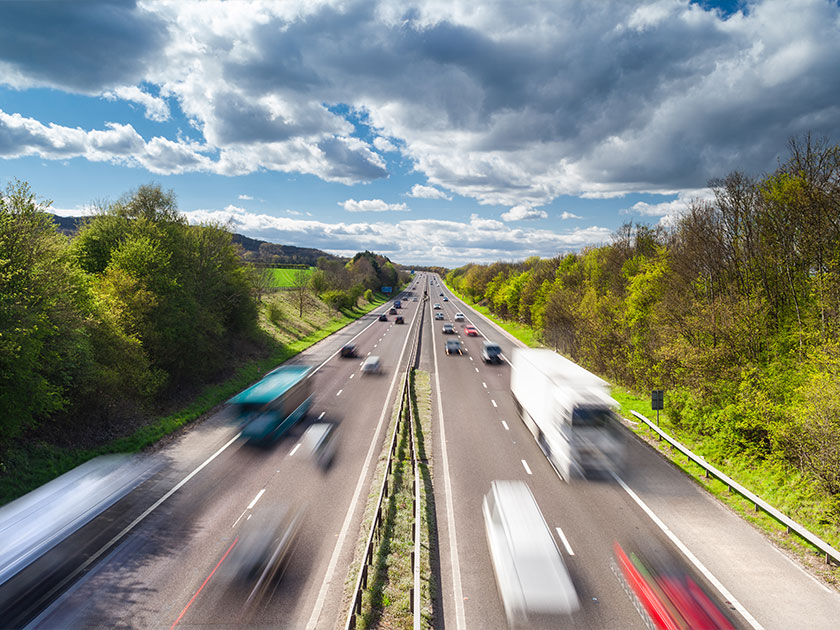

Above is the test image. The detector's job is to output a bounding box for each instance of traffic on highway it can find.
[0,273,837,629]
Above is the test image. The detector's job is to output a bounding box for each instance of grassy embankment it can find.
[0,288,389,505]
[446,283,840,586]
[343,369,436,629]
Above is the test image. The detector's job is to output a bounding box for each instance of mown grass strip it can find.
[266,266,314,288]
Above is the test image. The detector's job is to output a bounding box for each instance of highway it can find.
[2,273,839,629]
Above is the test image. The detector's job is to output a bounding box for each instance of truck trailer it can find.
[510,349,624,480]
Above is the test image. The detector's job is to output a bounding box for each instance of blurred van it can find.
[483,480,579,626]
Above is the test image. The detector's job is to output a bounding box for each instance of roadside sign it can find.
[381,286,392,293]
[651,390,664,410]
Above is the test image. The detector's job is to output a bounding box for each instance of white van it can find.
[483,480,579,625]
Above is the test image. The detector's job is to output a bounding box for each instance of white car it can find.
[454,312,465,321]
[433,303,442,310]
[483,481,579,624]
[361,356,381,375]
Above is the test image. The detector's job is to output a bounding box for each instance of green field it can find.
[267,266,314,287]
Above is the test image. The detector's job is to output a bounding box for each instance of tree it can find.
[292,268,310,317]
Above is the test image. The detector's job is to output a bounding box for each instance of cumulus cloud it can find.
[373,136,397,152]
[501,205,548,221]
[341,198,409,212]
[408,184,452,200]
[181,204,611,265]
[560,211,582,220]
[620,188,715,223]
[2,0,840,203]
[103,86,170,122]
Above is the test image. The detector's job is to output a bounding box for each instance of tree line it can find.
[447,136,840,506]
[0,182,257,443]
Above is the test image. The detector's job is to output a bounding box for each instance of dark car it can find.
[445,339,463,355]
[378,313,388,321]
[389,307,397,315]
[395,315,404,324]
[442,323,455,334]
[340,344,357,358]
[481,341,503,364]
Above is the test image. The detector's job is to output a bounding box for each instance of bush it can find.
[364,288,373,302]
[323,289,351,312]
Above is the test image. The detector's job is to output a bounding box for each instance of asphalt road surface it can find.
[3,273,839,629]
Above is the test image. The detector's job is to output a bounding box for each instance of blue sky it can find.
[1,0,838,266]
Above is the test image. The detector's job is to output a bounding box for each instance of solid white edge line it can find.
[521,459,532,475]
[289,443,301,457]
[501,421,509,431]
[232,508,248,528]
[611,472,765,630]
[247,488,266,510]
[555,527,575,556]
[306,289,421,630]
[430,284,467,630]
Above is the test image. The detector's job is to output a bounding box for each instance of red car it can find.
[464,325,479,336]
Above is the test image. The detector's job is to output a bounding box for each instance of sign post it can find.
[651,390,664,426]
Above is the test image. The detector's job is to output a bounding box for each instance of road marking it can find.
[247,488,265,510]
[521,459,532,475]
[474,367,479,373]
[309,309,384,377]
[349,373,354,379]
[491,399,497,408]
[232,509,248,528]
[318,411,326,420]
[374,344,378,348]
[555,527,575,556]
[289,443,301,457]
[501,421,509,431]
[307,292,422,630]
[336,389,343,396]
[170,537,239,630]
[469,356,473,361]
[612,472,765,630]
[482,382,487,389]
[430,291,467,630]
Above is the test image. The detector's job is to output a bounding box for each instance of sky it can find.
[1,0,838,267]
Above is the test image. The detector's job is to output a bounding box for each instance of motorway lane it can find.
[429,275,756,629]
[26,292,421,630]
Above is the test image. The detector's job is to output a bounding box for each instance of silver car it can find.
[483,481,579,625]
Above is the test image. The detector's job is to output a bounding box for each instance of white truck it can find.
[510,349,625,480]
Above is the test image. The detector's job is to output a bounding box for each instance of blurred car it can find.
[482,341,503,364]
[434,312,444,320]
[483,480,579,625]
[361,356,381,374]
[395,315,404,324]
[454,312,465,321]
[439,292,444,296]
[339,343,357,358]
[433,303,442,309]
[445,339,463,355]
[443,296,449,301]
[389,307,397,315]
[442,323,455,334]
[301,422,338,469]
[378,313,388,321]
[464,325,478,336]
[413,297,418,301]
[612,541,734,630]
[222,505,302,603]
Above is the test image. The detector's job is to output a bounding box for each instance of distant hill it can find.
[49,214,341,266]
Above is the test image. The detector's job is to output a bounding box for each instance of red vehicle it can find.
[464,325,479,336]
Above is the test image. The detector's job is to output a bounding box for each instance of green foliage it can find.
[364,288,374,302]
[444,135,840,516]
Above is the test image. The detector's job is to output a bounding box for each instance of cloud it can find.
[620,188,715,223]
[408,184,452,200]
[501,205,548,221]
[103,86,170,122]
[238,194,254,200]
[181,204,611,265]
[341,198,409,212]
[560,211,582,220]
[373,136,397,152]
[3,0,840,203]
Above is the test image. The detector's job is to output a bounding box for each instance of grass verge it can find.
[0,290,390,506]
